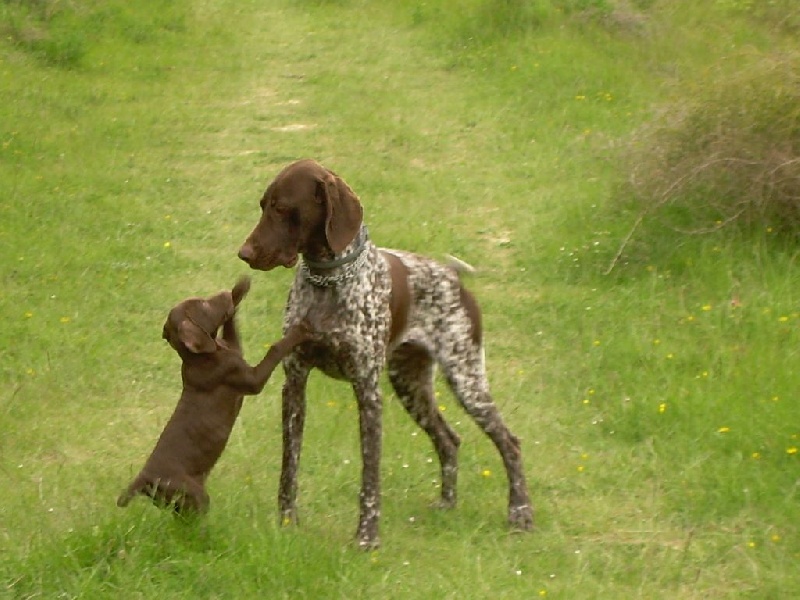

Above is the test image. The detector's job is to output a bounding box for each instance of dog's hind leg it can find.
[438,344,534,531]
[388,342,461,508]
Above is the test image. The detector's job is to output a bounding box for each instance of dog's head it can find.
[237,159,363,271]
[163,277,251,354]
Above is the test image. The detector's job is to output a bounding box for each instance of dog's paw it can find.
[508,503,534,532]
[355,518,381,551]
[356,533,381,551]
[430,497,457,510]
[279,509,299,528]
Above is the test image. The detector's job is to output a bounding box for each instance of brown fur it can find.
[117,277,310,513]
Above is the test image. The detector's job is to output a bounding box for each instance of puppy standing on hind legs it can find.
[238,159,534,548]
[117,277,312,514]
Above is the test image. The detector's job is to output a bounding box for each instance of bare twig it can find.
[606,157,770,274]
[605,211,645,275]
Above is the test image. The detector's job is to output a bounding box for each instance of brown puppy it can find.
[117,277,309,514]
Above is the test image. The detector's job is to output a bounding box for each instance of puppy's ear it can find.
[318,170,363,254]
[177,319,216,353]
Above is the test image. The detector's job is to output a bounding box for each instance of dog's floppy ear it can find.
[318,169,363,254]
[177,319,216,354]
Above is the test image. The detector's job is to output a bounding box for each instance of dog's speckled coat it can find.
[239,159,533,548]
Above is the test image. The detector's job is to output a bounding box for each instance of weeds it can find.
[0,0,88,66]
[608,51,800,271]
[405,0,646,48]
[0,0,188,67]
[718,0,800,35]
[630,52,799,230]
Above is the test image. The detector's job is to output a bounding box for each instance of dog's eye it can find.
[272,202,291,217]
[259,193,272,211]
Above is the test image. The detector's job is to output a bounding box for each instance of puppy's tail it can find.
[232,276,252,306]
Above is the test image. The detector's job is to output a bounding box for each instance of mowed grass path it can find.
[1,1,798,598]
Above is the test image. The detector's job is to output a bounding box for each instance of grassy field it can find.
[1,0,798,597]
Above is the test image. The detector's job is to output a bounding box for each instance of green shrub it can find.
[413,0,553,44]
[1,0,85,67]
[621,51,800,234]
[717,0,800,35]
[1,0,189,67]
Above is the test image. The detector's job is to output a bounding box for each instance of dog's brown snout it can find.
[238,243,254,265]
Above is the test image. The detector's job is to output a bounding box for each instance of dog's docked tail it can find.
[444,254,476,275]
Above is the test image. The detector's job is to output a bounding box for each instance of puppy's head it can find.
[162,277,251,354]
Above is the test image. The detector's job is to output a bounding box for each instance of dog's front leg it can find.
[353,375,383,550]
[279,358,310,526]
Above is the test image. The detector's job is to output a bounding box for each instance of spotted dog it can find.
[238,159,533,548]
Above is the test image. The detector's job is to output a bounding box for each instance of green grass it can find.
[1,0,798,598]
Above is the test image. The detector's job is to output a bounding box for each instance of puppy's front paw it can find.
[285,319,313,344]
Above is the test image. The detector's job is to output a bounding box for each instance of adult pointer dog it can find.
[238,159,533,548]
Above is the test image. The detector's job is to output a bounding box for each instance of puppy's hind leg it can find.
[116,475,148,508]
[173,478,210,515]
